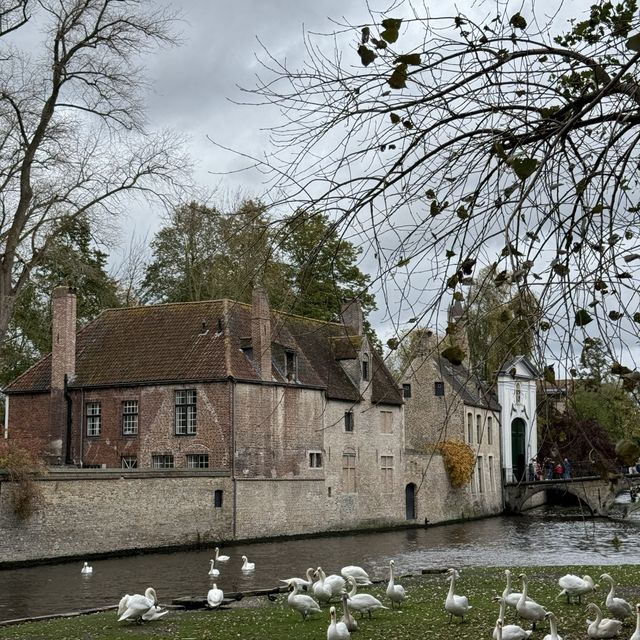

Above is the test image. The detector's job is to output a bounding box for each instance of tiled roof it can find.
[433,356,500,411]
[4,299,403,406]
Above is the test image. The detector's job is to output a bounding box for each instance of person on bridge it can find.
[563,458,572,479]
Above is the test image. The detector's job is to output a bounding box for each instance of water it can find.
[1,511,639,622]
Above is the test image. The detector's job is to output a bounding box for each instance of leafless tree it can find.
[0,0,189,345]
[245,0,640,377]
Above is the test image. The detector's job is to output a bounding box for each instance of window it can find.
[122,400,139,436]
[362,353,370,381]
[487,416,493,445]
[488,455,495,491]
[477,456,484,493]
[86,402,101,437]
[476,414,482,444]
[467,412,473,443]
[214,489,223,508]
[381,410,393,434]
[309,451,323,468]
[175,389,197,435]
[402,383,412,398]
[285,350,297,381]
[121,456,137,469]
[344,411,354,432]
[515,382,522,404]
[342,453,356,493]
[380,455,394,491]
[434,381,445,396]
[152,454,174,469]
[186,454,209,468]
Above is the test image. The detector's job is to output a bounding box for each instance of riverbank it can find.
[2,565,639,640]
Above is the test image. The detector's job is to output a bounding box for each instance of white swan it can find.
[341,565,372,585]
[208,559,220,578]
[241,555,255,572]
[207,583,224,608]
[214,546,230,563]
[496,618,505,640]
[503,569,525,608]
[516,574,547,630]
[492,596,532,640]
[543,611,564,640]
[312,567,334,604]
[317,567,346,598]
[445,568,471,623]
[586,603,623,638]
[558,574,597,604]
[600,574,633,620]
[345,576,388,618]
[630,603,640,640]
[288,580,322,621]
[281,568,316,591]
[327,605,350,640]
[118,587,166,622]
[81,561,93,574]
[386,559,406,609]
[340,592,358,632]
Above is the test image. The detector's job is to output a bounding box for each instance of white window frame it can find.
[152,454,174,469]
[309,451,323,468]
[175,389,197,435]
[86,402,101,437]
[121,456,138,469]
[122,400,139,436]
[186,453,209,468]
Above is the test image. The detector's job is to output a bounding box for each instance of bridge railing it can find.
[516,458,637,484]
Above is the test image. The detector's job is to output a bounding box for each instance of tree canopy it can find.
[247,0,640,377]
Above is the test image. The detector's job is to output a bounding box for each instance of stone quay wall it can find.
[0,469,233,564]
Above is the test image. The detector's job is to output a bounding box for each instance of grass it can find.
[1,565,640,639]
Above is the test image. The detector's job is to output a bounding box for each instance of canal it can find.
[1,510,638,622]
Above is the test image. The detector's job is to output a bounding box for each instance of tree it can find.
[248,0,640,375]
[0,0,188,347]
[0,215,121,385]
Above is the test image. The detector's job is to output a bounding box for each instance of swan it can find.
[341,565,372,585]
[340,592,358,632]
[317,567,346,597]
[386,559,406,609]
[630,603,640,640]
[586,603,623,638]
[214,546,230,563]
[496,618,505,640]
[312,567,334,603]
[492,596,532,640]
[327,605,350,640]
[516,574,547,630]
[288,580,322,621]
[445,568,471,623]
[141,605,169,621]
[543,611,564,640]
[345,576,388,618]
[208,559,220,578]
[600,574,633,620]
[207,583,224,608]
[118,587,165,622]
[558,574,597,604]
[81,561,93,574]
[241,555,255,572]
[281,568,316,591]
[503,569,526,608]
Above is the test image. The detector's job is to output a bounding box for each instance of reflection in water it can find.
[0,513,638,622]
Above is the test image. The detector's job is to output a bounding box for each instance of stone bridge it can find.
[504,473,640,516]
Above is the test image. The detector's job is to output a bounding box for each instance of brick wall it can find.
[5,393,51,459]
[0,470,233,563]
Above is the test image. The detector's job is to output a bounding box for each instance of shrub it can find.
[437,440,475,488]
[0,444,45,519]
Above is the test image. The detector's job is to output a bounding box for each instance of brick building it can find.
[3,287,406,538]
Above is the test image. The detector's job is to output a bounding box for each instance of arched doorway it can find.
[405,483,416,520]
[511,418,526,481]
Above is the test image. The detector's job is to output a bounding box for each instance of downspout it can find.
[79,388,84,468]
[230,378,236,539]
[64,374,73,465]
[3,394,8,439]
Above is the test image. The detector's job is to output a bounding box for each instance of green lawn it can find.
[1,565,639,640]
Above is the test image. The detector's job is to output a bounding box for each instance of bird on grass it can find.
[543,611,563,640]
[517,574,546,630]
[341,565,372,585]
[207,584,224,608]
[492,596,532,640]
[340,592,358,632]
[118,587,168,623]
[327,605,350,640]
[345,576,387,618]
[586,603,623,639]
[630,603,640,640]
[445,568,471,623]
[386,560,406,609]
[557,574,597,605]
[599,573,633,621]
[288,581,322,621]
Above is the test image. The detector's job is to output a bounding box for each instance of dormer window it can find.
[362,353,370,381]
[285,350,297,381]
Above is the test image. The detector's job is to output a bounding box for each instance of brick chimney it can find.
[341,298,363,335]
[416,328,436,356]
[49,286,76,463]
[251,286,272,381]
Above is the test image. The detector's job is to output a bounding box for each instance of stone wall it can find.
[0,469,233,564]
